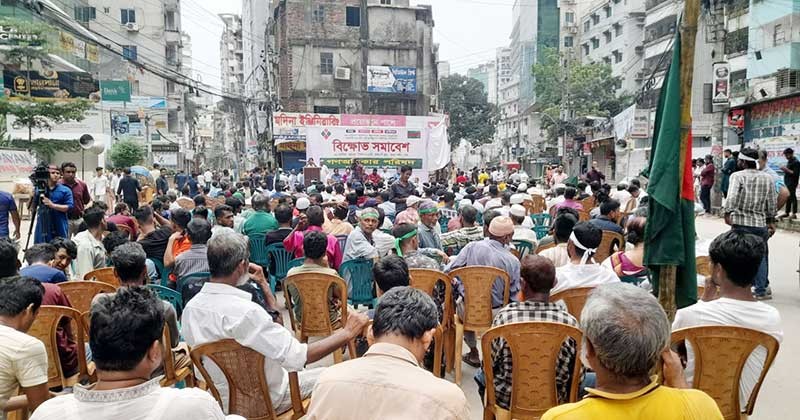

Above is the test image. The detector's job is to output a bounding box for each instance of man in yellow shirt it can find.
[542,283,723,420]
[478,169,490,186]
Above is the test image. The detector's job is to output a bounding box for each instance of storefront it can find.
[582,136,616,182]
[732,93,800,172]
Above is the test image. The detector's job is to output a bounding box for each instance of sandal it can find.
[462,354,481,368]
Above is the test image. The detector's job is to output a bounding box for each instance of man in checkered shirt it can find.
[482,254,579,409]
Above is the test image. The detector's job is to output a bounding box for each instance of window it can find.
[614,50,623,63]
[165,10,176,31]
[346,6,360,26]
[605,6,612,17]
[591,37,599,49]
[565,12,574,23]
[564,36,574,48]
[320,52,333,75]
[314,106,339,114]
[592,14,599,24]
[614,23,622,37]
[312,5,325,23]
[380,0,391,4]
[582,44,590,55]
[122,45,137,60]
[120,8,135,24]
[74,6,96,22]
[104,7,110,13]
[604,31,612,43]
[773,24,785,45]
[603,56,611,65]
[584,21,590,31]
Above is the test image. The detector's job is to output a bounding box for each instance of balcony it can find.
[645,0,671,11]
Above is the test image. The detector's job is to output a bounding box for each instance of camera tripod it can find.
[23,187,53,250]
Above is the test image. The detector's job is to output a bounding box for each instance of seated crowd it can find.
[0,164,783,420]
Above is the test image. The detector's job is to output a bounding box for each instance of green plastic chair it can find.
[512,239,535,258]
[148,258,171,287]
[339,258,376,308]
[533,225,550,240]
[266,243,293,293]
[147,284,183,316]
[530,213,552,227]
[248,234,270,269]
[176,271,211,294]
[438,216,450,233]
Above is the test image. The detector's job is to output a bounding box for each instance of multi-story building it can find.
[218,13,247,172]
[496,47,512,89]
[579,0,645,95]
[220,13,244,95]
[438,61,451,80]
[271,0,439,167]
[241,0,271,168]
[467,61,498,104]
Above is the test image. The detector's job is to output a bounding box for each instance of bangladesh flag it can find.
[643,29,697,309]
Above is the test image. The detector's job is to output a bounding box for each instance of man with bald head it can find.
[447,214,521,367]
[478,255,579,409]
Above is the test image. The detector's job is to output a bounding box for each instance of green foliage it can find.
[109,139,145,168]
[532,48,632,139]
[0,18,51,66]
[0,138,80,162]
[438,74,499,148]
[0,98,94,141]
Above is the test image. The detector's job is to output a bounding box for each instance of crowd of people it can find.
[0,156,785,420]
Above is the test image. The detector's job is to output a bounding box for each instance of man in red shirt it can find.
[367,168,382,185]
[455,171,468,184]
[700,154,715,214]
[59,162,91,237]
[106,202,138,239]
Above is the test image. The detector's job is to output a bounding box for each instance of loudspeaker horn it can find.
[79,134,94,150]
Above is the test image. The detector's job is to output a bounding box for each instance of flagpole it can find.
[658,0,700,321]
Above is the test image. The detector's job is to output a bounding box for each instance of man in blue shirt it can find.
[0,190,20,239]
[20,243,67,283]
[589,199,625,235]
[187,172,199,197]
[174,169,188,191]
[33,164,73,244]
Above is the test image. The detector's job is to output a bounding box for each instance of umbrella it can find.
[130,165,154,187]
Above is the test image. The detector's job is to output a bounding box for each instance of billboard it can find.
[712,62,730,104]
[367,66,417,94]
[630,109,650,139]
[7,110,104,141]
[3,70,100,101]
[100,80,131,102]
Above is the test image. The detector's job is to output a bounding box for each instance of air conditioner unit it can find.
[569,26,579,34]
[125,22,139,32]
[334,67,351,80]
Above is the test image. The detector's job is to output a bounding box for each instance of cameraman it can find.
[33,164,73,244]
[59,162,91,237]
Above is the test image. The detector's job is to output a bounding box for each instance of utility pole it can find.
[708,2,727,212]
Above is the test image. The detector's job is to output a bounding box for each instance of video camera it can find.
[30,162,50,193]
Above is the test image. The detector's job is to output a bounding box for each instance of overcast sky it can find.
[186,0,511,96]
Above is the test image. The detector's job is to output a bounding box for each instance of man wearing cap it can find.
[509,193,534,229]
[417,200,443,250]
[552,222,619,295]
[343,207,380,264]
[447,212,521,367]
[395,195,421,226]
[292,196,311,227]
[441,205,484,251]
[780,147,800,219]
[241,193,279,237]
[724,147,777,300]
[510,204,538,246]
[392,223,439,270]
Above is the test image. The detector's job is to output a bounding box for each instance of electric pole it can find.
[708,1,727,213]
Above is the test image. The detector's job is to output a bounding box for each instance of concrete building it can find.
[578,0,646,95]
[467,61,498,104]
[241,0,271,168]
[496,47,512,89]
[220,13,245,96]
[272,0,439,167]
[438,61,451,80]
[217,14,248,173]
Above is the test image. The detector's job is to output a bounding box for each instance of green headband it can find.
[359,208,379,220]
[394,229,418,257]
[418,206,439,215]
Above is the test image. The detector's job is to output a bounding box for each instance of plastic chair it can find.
[160,325,195,388]
[338,258,376,308]
[248,233,270,269]
[27,305,92,388]
[148,258,171,287]
[58,281,116,313]
[147,284,184,317]
[696,255,712,278]
[534,242,556,254]
[266,243,294,293]
[530,213,551,227]
[335,235,348,253]
[671,326,780,420]
[529,195,547,214]
[284,272,355,364]
[594,231,624,263]
[533,225,550,240]
[550,287,595,322]
[512,239,535,259]
[83,267,121,288]
[409,268,453,377]
[176,271,211,294]
[449,266,510,385]
[481,322,584,420]
[190,339,308,420]
[288,257,305,271]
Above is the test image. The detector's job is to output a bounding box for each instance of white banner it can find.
[7,109,106,142]
[630,109,650,139]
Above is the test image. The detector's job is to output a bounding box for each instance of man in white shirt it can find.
[203,169,213,188]
[91,167,109,203]
[539,212,578,268]
[673,230,783,410]
[149,163,161,182]
[73,206,107,280]
[552,222,620,294]
[32,286,241,420]
[610,183,632,210]
[182,230,369,414]
[0,275,49,417]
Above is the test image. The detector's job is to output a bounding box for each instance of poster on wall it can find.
[755,136,800,173]
[630,109,650,138]
[712,62,730,104]
[0,149,36,180]
[367,66,417,94]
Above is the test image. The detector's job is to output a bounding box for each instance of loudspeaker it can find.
[79,134,94,150]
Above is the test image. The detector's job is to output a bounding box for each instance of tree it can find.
[438,74,499,148]
[109,139,145,168]
[0,98,93,142]
[532,48,632,140]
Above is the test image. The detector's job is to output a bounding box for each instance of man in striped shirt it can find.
[174,218,212,280]
[723,147,777,300]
